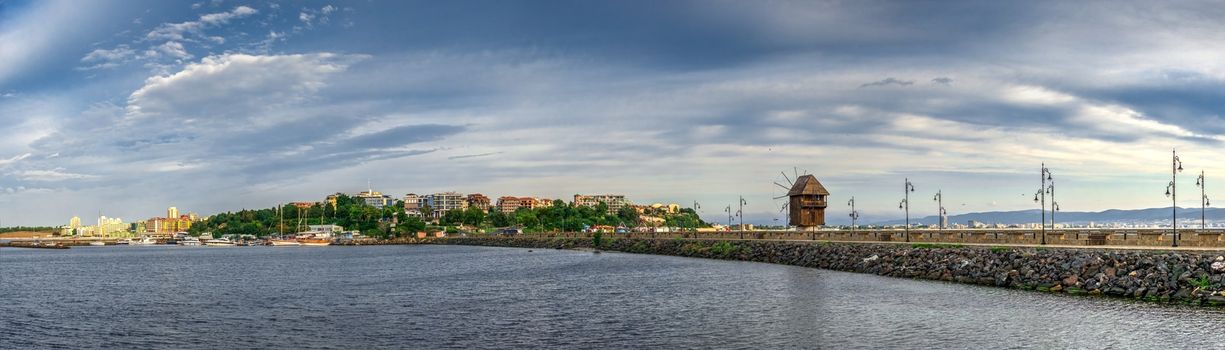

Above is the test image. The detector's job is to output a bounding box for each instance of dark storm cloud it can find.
[289,0,1041,70]
[448,152,502,160]
[860,78,914,88]
[240,147,441,179]
[1083,84,1225,136]
[344,124,467,150]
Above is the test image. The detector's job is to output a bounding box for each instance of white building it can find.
[356,187,393,209]
[427,192,467,218]
[573,194,628,215]
[97,216,128,237]
[308,224,344,237]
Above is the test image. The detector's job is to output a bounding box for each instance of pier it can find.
[523,228,1225,249]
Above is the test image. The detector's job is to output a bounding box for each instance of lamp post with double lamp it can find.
[1197,171,1209,230]
[1048,181,1057,229]
[933,190,946,235]
[738,196,747,239]
[899,178,915,242]
[1033,163,1052,245]
[724,205,733,233]
[848,197,859,236]
[1165,148,1184,247]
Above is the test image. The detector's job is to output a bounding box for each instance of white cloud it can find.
[200,5,257,25]
[148,161,202,172]
[299,12,314,26]
[157,41,192,59]
[145,6,258,41]
[12,169,96,181]
[81,45,135,63]
[0,153,32,167]
[0,186,52,195]
[125,53,362,119]
[1001,85,1077,105]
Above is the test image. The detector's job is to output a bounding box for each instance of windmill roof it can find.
[788,175,830,196]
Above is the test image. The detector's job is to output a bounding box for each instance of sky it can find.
[2,0,1225,226]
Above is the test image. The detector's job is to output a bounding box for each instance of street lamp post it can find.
[724,205,732,232]
[1034,163,1052,245]
[738,196,747,239]
[899,178,915,242]
[848,197,859,236]
[933,190,946,234]
[1049,181,1057,229]
[1165,148,1184,247]
[1197,171,1209,230]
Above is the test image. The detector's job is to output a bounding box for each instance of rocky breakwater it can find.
[441,237,1225,306]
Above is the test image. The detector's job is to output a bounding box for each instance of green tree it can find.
[398,216,427,236]
[440,209,463,226]
[617,206,639,226]
[489,210,512,227]
[462,206,486,227]
[514,208,540,229]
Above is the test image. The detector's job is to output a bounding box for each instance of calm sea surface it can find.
[4,244,1225,349]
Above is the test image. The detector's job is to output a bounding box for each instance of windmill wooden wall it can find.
[787,175,829,228]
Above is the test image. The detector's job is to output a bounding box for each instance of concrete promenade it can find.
[526,228,1225,250]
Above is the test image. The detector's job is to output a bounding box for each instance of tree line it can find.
[0,226,57,233]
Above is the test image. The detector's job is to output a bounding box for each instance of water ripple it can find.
[5,245,1225,348]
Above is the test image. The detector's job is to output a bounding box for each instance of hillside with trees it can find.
[188,196,708,238]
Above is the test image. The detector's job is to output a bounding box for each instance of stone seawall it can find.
[441,237,1225,305]
[527,229,1225,247]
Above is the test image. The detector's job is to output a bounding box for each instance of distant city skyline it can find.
[5,1,1225,226]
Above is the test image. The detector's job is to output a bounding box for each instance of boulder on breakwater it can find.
[439,237,1225,306]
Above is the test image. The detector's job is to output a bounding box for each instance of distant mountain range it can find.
[871,207,1224,226]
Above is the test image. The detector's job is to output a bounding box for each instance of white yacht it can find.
[203,238,235,246]
[131,236,158,246]
[177,238,202,246]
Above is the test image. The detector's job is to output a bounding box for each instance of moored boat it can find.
[269,239,301,246]
[89,241,106,246]
[131,236,158,246]
[298,238,331,246]
[14,241,69,249]
[203,238,236,246]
